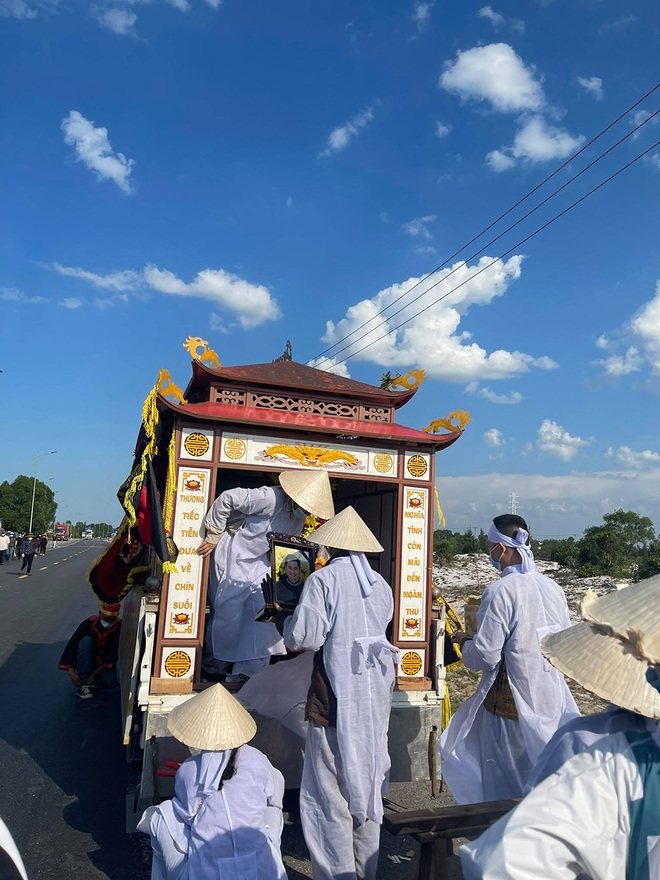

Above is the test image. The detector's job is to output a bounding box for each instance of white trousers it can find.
[300,723,381,880]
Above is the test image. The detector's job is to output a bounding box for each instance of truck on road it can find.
[54,523,70,541]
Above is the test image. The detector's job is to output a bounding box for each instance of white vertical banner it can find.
[164,467,211,640]
[397,486,429,642]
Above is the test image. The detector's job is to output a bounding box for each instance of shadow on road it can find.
[0,640,140,879]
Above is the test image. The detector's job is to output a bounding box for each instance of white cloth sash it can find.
[349,551,377,596]
[354,635,401,669]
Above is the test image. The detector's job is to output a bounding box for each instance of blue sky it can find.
[1,0,659,537]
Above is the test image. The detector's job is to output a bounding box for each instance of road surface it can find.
[0,540,462,879]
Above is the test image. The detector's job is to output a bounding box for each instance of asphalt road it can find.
[0,540,149,880]
[0,541,463,880]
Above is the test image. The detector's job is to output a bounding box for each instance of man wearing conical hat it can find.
[138,684,287,879]
[460,575,660,880]
[440,513,579,803]
[274,506,399,880]
[197,470,334,681]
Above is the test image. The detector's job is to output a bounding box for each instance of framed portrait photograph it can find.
[266,532,317,610]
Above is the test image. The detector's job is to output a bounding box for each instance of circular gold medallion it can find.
[184,432,210,457]
[164,650,192,678]
[407,454,428,478]
[400,651,423,676]
[373,453,393,474]
[224,438,246,460]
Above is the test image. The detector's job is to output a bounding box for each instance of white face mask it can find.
[99,618,115,629]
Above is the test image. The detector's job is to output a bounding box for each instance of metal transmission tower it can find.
[508,492,519,515]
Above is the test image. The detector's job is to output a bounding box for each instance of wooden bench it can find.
[383,798,519,879]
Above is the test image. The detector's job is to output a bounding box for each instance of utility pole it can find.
[508,492,519,515]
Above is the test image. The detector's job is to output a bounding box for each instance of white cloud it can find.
[0,0,37,17]
[596,281,660,377]
[402,215,437,241]
[647,153,660,172]
[60,298,83,309]
[415,245,438,256]
[435,121,451,140]
[61,110,134,193]
[486,115,584,171]
[630,282,660,372]
[467,382,523,404]
[306,356,351,378]
[44,260,280,328]
[485,149,516,172]
[537,419,592,461]
[478,6,504,26]
[413,1,432,30]
[0,287,44,303]
[577,76,604,100]
[47,263,141,290]
[143,265,281,328]
[286,196,293,208]
[438,469,660,538]
[484,427,505,448]
[595,346,643,376]
[93,298,115,309]
[97,7,137,35]
[439,43,544,114]
[607,446,660,469]
[319,105,376,158]
[316,255,559,383]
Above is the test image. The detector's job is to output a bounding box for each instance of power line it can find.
[327,137,660,369]
[311,82,660,365]
[315,108,659,367]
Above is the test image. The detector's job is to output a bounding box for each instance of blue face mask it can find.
[489,547,502,571]
[292,506,307,520]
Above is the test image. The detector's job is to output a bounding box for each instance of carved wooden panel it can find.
[215,389,247,406]
[362,407,391,422]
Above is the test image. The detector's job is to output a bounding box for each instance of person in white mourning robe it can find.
[461,574,660,880]
[270,506,398,880]
[197,469,334,680]
[440,514,579,803]
[138,683,287,880]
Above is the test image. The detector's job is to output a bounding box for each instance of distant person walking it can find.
[19,534,36,575]
[0,532,8,566]
[39,534,47,556]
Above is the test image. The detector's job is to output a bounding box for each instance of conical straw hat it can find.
[579,575,660,664]
[279,469,335,520]
[167,684,257,751]
[541,621,660,719]
[310,506,384,553]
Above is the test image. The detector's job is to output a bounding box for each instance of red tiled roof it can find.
[185,359,416,408]
[158,397,461,450]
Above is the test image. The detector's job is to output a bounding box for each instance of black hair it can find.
[493,514,529,539]
[217,747,240,791]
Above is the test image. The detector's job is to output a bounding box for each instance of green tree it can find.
[638,539,660,580]
[0,475,57,533]
[602,509,655,558]
[456,528,478,554]
[577,526,626,575]
[433,530,456,563]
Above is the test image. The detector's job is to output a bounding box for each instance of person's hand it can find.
[196,541,216,557]
[452,632,471,650]
[68,669,82,688]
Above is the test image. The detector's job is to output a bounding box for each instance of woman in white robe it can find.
[461,576,660,880]
[139,684,287,880]
[197,470,334,678]
[280,507,399,880]
[440,517,579,803]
